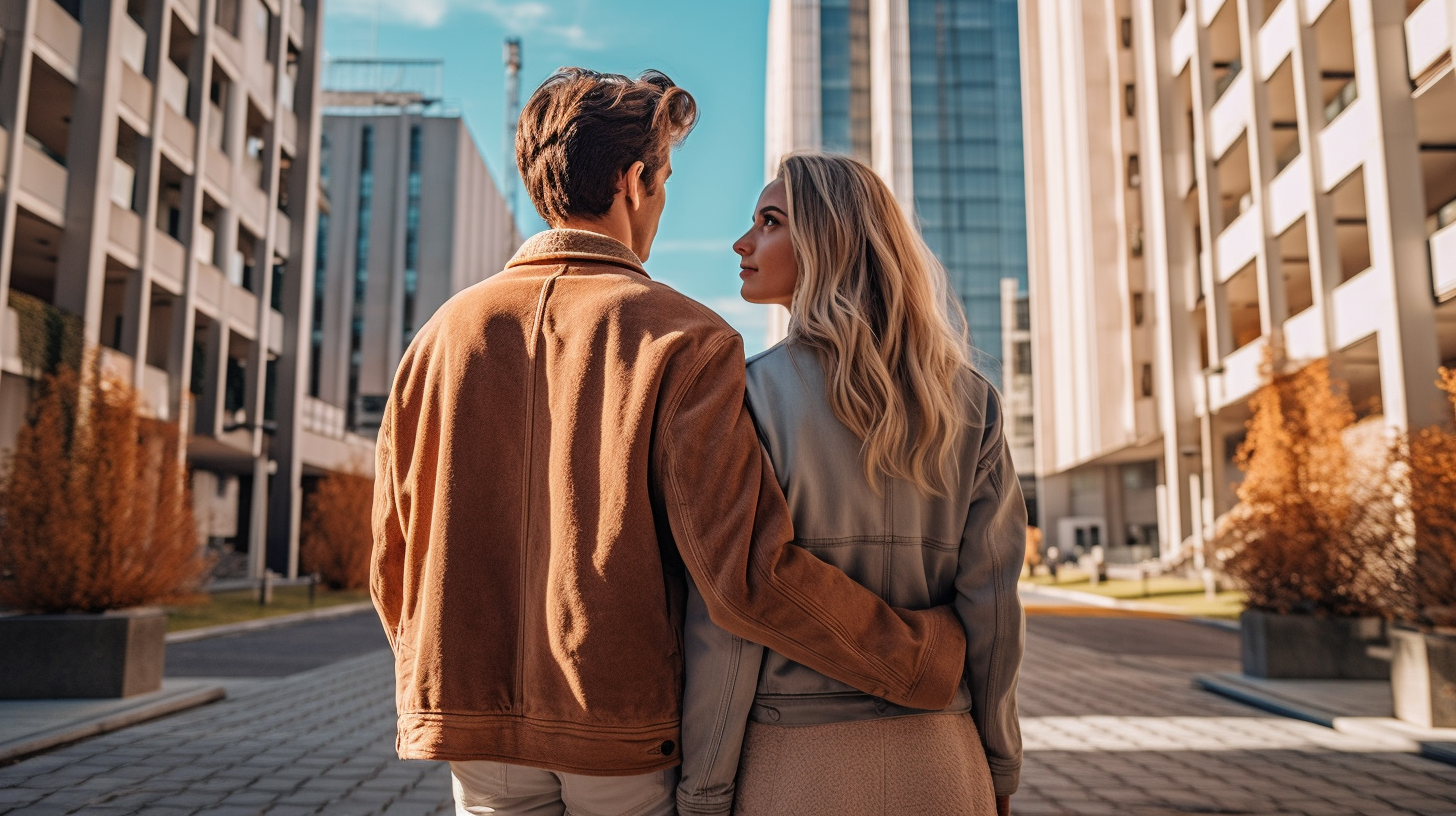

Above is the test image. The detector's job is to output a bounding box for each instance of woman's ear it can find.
[623,160,647,212]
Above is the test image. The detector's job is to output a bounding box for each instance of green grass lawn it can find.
[1022,568,1247,619]
[165,586,371,632]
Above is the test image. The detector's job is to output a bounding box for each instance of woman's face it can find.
[734,180,798,308]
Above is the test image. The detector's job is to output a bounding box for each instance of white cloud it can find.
[328,0,603,48]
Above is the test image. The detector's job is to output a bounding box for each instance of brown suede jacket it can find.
[370,229,966,776]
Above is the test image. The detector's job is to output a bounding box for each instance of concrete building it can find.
[1021,0,1456,566]
[0,0,384,580]
[1000,277,1036,517]
[316,59,520,435]
[763,0,1028,387]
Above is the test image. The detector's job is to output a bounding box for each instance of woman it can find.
[677,152,1025,816]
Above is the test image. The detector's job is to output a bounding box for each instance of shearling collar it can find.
[507,229,648,277]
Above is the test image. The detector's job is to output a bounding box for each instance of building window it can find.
[1132,292,1145,326]
[1120,17,1133,49]
[348,125,374,428]
[1124,83,1136,117]
[1127,154,1141,188]
[1141,363,1154,397]
[310,212,328,398]
[1014,340,1032,376]
[402,125,423,345]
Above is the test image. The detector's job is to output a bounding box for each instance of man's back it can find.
[373,230,731,774]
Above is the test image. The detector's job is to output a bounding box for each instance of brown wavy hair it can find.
[516,68,698,224]
[779,152,974,497]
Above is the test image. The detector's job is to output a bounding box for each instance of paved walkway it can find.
[3,612,1456,815]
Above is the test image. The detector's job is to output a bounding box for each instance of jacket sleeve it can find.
[370,395,406,652]
[655,331,965,711]
[955,389,1027,796]
[677,578,763,816]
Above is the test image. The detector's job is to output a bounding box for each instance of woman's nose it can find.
[733,231,752,258]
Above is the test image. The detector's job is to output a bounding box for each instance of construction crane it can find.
[503,38,522,225]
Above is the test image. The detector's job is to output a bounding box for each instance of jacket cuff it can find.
[677,791,734,816]
[897,606,967,710]
[990,759,1020,797]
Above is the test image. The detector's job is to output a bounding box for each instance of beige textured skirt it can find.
[732,712,996,816]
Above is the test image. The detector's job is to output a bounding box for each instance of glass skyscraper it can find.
[767,0,1026,387]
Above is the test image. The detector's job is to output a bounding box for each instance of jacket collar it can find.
[507,229,648,278]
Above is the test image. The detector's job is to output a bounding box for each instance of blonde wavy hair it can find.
[779,152,974,497]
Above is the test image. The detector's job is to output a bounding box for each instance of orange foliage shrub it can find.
[1381,369,1456,628]
[301,467,374,590]
[0,357,207,613]
[1216,356,1385,616]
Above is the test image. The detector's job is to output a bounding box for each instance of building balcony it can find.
[1318,96,1368,193]
[160,59,189,116]
[1406,0,1451,84]
[288,0,305,45]
[1283,303,1326,361]
[19,137,68,225]
[205,143,232,198]
[1331,266,1381,349]
[1201,0,1231,26]
[278,105,298,151]
[119,64,152,128]
[1257,0,1298,80]
[1216,204,1262,283]
[194,259,227,315]
[99,347,171,420]
[1,305,22,376]
[35,0,81,80]
[107,202,142,266]
[152,229,186,292]
[1304,0,1336,25]
[118,11,146,76]
[1432,219,1456,301]
[1213,334,1267,410]
[1210,72,1251,160]
[237,177,269,236]
[1268,154,1311,235]
[161,104,195,169]
[274,210,292,256]
[1171,11,1195,76]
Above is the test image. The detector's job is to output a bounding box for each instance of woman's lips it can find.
[739,267,757,279]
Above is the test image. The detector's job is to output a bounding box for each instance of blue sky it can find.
[323,0,776,352]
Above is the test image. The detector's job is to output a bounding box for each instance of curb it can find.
[0,683,226,764]
[1195,672,1456,768]
[166,601,376,644]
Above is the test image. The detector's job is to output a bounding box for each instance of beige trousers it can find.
[450,760,679,816]
[732,712,996,816]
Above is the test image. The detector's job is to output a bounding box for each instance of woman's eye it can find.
[762,215,778,227]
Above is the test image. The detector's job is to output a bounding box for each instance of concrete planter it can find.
[0,608,167,698]
[1239,609,1388,679]
[1390,625,1456,728]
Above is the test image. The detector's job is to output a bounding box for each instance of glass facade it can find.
[348,124,374,427]
[906,0,1026,387]
[402,125,423,344]
[816,0,1027,388]
[820,0,871,158]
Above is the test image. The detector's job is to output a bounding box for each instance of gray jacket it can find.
[677,341,1027,815]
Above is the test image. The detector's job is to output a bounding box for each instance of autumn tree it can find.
[0,355,207,613]
[301,466,374,590]
[1216,354,1384,616]
[1381,369,1456,628]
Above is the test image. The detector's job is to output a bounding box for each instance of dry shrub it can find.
[301,466,374,590]
[1380,369,1456,628]
[1216,355,1384,616]
[0,355,208,613]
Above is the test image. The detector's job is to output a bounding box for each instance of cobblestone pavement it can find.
[3,613,1456,815]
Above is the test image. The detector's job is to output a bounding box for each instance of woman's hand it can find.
[997,794,1011,816]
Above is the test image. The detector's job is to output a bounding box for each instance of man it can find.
[371,68,966,816]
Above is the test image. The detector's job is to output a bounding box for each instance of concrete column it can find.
[53,0,128,343]
[1134,0,1201,561]
[267,0,326,577]
[195,316,226,436]
[868,0,912,208]
[1241,0,1288,335]
[1352,0,1443,430]
[0,0,38,409]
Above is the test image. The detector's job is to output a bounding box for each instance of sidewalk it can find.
[0,602,374,764]
[1196,671,1456,767]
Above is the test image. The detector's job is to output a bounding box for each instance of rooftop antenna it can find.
[503,38,522,225]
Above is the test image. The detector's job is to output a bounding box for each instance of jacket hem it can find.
[396,713,682,777]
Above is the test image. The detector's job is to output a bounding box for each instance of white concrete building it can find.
[0,0,382,580]
[316,60,520,435]
[1021,0,1456,566]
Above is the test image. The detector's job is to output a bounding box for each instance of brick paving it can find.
[2,613,1455,815]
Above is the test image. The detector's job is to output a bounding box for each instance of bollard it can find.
[308,572,319,606]
[1046,546,1060,582]
[259,569,275,606]
[1141,563,1151,598]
